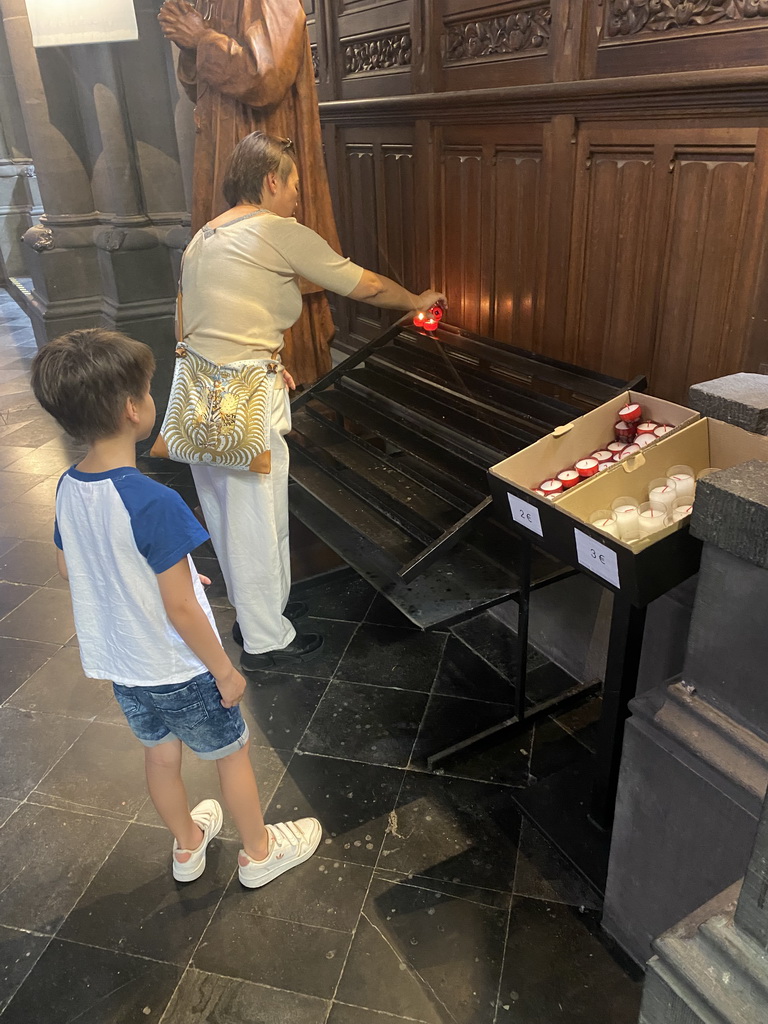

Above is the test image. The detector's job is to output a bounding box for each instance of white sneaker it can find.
[172,799,223,882]
[238,818,322,888]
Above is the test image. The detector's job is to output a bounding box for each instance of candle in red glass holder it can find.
[654,424,674,438]
[575,458,599,478]
[592,450,614,464]
[413,304,443,332]
[615,421,636,443]
[607,441,627,455]
[539,479,563,496]
[635,421,658,436]
[557,469,580,489]
[618,402,642,423]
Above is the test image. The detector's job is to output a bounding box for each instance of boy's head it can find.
[31,328,156,445]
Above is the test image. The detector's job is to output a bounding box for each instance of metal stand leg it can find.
[588,595,647,831]
[514,537,531,724]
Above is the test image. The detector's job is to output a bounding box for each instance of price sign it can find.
[507,494,543,537]
[574,529,621,589]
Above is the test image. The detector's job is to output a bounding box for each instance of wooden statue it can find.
[158,0,340,385]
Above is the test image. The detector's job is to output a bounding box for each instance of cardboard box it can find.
[488,403,768,606]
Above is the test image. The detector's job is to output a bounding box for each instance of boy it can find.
[31,328,321,886]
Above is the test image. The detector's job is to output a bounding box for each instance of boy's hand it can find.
[216,664,247,708]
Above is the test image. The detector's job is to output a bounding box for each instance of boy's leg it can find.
[215,740,270,862]
[144,739,203,860]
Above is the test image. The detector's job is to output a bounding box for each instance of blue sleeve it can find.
[113,474,209,574]
[53,471,66,549]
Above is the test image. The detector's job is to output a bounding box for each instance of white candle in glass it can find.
[648,478,676,515]
[637,501,666,538]
[672,500,694,522]
[667,464,695,499]
[590,510,620,539]
[611,496,640,540]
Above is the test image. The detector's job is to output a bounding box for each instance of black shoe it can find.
[240,633,324,671]
[231,601,309,648]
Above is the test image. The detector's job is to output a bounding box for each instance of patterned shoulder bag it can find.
[150,257,279,473]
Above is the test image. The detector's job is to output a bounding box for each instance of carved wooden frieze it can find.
[444,6,552,63]
[342,30,412,74]
[606,0,768,39]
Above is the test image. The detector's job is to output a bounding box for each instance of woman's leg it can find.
[144,740,202,859]
[191,386,295,654]
[215,741,270,861]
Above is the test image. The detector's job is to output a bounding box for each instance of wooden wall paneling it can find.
[595,1,768,78]
[336,0,414,100]
[335,125,420,348]
[440,0,555,92]
[564,130,671,385]
[650,129,765,399]
[539,113,577,361]
[438,124,545,344]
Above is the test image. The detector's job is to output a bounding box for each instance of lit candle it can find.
[648,478,676,514]
[590,510,620,539]
[611,497,640,540]
[618,403,642,423]
[667,464,695,499]
[556,469,580,489]
[575,458,599,478]
[637,502,666,539]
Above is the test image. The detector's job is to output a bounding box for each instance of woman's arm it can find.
[348,270,446,314]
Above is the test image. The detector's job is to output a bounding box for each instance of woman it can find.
[179,132,447,670]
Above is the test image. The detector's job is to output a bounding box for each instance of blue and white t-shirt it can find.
[54,466,219,687]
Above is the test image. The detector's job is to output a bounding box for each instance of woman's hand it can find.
[414,290,448,314]
[158,1,206,48]
[282,369,297,391]
[198,574,212,586]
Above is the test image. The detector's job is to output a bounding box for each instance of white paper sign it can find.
[27,0,139,47]
[574,528,621,589]
[507,493,543,537]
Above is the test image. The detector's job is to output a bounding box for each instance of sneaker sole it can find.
[173,811,223,883]
[238,827,322,889]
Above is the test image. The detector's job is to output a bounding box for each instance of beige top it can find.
[180,211,364,364]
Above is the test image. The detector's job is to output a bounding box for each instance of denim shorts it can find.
[112,671,248,760]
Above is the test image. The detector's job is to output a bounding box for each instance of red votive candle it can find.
[540,479,563,496]
[635,421,658,436]
[607,441,628,455]
[615,421,636,443]
[654,424,674,438]
[635,434,655,449]
[618,402,642,423]
[557,469,580,489]
[533,488,546,497]
[616,443,641,461]
[575,458,599,478]
[592,450,614,464]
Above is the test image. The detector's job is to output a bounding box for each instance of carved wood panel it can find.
[566,128,767,400]
[335,127,424,343]
[605,0,768,39]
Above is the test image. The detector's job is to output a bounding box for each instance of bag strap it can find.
[176,250,187,347]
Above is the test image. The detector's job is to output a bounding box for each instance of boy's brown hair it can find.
[31,328,155,444]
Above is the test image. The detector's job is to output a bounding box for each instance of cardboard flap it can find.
[620,453,646,473]
[552,422,575,438]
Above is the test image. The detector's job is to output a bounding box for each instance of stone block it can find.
[689,373,768,435]
[690,461,768,569]
[683,546,768,735]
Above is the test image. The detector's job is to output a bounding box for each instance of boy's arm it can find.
[157,558,246,708]
[56,548,69,580]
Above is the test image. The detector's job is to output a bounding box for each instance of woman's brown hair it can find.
[221,132,296,207]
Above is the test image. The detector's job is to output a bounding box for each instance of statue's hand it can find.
[158,0,206,49]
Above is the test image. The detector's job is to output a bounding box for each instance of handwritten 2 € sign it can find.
[507,494,543,537]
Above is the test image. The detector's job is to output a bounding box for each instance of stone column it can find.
[602,374,768,966]
[0,0,102,345]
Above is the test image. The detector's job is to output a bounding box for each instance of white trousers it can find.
[191,378,296,655]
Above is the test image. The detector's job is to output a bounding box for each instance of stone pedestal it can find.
[602,375,768,966]
[640,784,768,1024]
